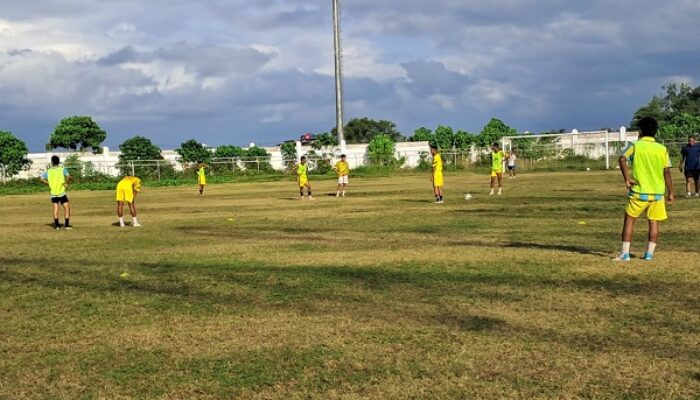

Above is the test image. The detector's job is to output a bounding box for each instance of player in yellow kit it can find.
[615,117,674,262]
[196,161,207,195]
[489,143,505,195]
[116,175,142,227]
[430,144,444,203]
[40,155,73,230]
[297,156,314,200]
[333,154,350,197]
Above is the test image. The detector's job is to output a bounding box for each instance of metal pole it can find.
[604,131,610,170]
[332,0,345,144]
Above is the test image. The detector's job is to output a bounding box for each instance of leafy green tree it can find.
[245,146,269,158]
[658,113,700,141]
[434,125,455,150]
[118,135,171,177]
[335,118,403,143]
[213,145,245,158]
[410,127,433,142]
[367,134,396,165]
[454,130,475,149]
[48,116,107,153]
[631,83,700,140]
[176,139,212,164]
[0,130,31,183]
[477,118,517,147]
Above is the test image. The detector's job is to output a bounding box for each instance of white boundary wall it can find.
[16,141,432,179]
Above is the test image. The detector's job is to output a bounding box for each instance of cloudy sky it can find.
[1,0,699,151]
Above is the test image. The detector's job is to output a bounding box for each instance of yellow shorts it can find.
[626,197,667,221]
[299,176,308,187]
[491,169,503,177]
[116,182,135,203]
[198,176,206,185]
[433,173,444,188]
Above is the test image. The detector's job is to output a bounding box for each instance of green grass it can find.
[1,171,698,399]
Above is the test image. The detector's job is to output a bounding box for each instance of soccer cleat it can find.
[54,225,61,230]
[133,223,143,227]
[642,252,653,261]
[308,196,315,200]
[489,190,494,196]
[613,252,631,262]
[64,225,74,231]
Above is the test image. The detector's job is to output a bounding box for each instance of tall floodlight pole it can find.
[332,0,345,144]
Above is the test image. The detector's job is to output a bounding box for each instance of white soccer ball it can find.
[464,193,472,200]
[586,168,591,171]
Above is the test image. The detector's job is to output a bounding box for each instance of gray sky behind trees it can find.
[1,0,699,150]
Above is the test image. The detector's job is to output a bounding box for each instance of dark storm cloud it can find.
[0,0,699,150]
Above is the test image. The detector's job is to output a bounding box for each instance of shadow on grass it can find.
[505,242,609,256]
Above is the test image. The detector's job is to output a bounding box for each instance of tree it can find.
[454,130,475,149]
[48,116,107,153]
[631,83,700,140]
[477,118,517,147]
[0,130,31,183]
[176,139,212,164]
[335,117,403,143]
[367,134,396,165]
[658,113,700,141]
[213,145,245,158]
[434,125,455,150]
[410,127,433,142]
[118,135,170,177]
[245,146,269,158]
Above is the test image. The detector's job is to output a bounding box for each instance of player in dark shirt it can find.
[680,135,700,197]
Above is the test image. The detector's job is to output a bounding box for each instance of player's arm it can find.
[664,167,674,205]
[679,152,685,173]
[65,169,72,186]
[618,155,635,189]
[39,172,48,185]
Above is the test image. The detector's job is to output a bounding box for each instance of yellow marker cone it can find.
[578,221,587,225]
[119,272,129,279]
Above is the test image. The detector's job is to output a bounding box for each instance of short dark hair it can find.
[429,144,438,150]
[689,134,697,140]
[638,117,658,137]
[340,154,346,158]
[300,156,306,161]
[51,155,60,166]
[492,142,500,148]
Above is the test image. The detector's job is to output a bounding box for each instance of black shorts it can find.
[51,195,69,204]
[685,169,700,180]
[508,165,515,170]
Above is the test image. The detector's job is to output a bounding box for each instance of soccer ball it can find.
[464,193,472,200]
[586,167,591,171]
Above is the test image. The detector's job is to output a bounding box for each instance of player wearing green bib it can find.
[297,156,313,200]
[615,117,674,262]
[40,155,72,230]
[489,143,505,195]
[197,162,207,195]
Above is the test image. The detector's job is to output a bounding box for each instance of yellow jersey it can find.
[335,161,350,176]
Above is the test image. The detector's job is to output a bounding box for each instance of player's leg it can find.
[497,173,503,195]
[489,173,496,195]
[307,182,314,200]
[341,180,347,196]
[336,179,342,197]
[686,174,694,196]
[199,183,204,195]
[694,172,700,196]
[128,201,141,226]
[117,201,126,227]
[52,201,60,229]
[62,197,72,229]
[615,213,637,261]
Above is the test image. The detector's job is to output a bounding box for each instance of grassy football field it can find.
[0,171,698,399]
